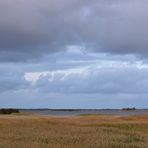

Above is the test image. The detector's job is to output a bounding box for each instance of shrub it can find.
[0,108,19,114]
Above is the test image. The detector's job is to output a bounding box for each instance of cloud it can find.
[0,0,148,62]
[0,51,147,108]
[0,1,148,108]
[25,58,148,94]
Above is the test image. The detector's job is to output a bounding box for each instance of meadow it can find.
[0,114,148,148]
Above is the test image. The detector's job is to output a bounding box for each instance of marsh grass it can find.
[0,114,147,148]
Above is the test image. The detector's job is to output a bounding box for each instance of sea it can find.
[20,109,148,116]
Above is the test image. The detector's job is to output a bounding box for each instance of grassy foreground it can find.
[0,114,148,148]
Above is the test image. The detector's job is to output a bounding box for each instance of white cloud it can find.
[24,66,88,84]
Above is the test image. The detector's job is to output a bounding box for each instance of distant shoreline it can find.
[0,108,148,111]
[18,108,148,111]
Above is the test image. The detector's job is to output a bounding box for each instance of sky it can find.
[0,0,148,108]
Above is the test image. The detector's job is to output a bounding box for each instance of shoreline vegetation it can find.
[0,108,19,114]
[0,114,147,148]
[122,107,136,111]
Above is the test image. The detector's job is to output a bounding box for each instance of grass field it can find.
[0,114,148,148]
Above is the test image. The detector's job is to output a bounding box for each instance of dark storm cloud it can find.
[0,0,148,61]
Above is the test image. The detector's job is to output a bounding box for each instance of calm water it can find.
[20,109,148,116]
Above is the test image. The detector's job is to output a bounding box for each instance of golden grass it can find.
[0,114,147,148]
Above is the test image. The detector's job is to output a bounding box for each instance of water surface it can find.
[20,109,148,116]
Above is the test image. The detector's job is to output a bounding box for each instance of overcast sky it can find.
[0,0,148,108]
